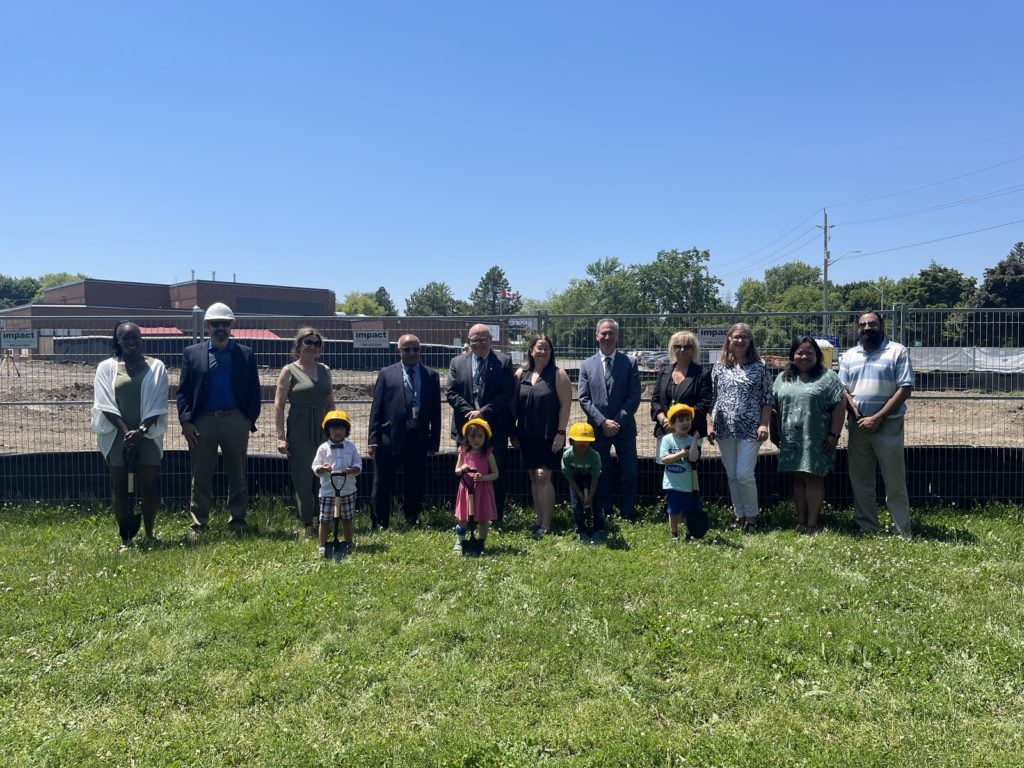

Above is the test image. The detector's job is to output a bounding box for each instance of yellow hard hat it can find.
[461,417,492,439]
[321,410,351,431]
[666,403,695,423]
[567,422,595,442]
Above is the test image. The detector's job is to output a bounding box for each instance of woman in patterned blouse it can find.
[708,323,774,533]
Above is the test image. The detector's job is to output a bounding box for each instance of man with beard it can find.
[177,302,261,539]
[839,311,914,536]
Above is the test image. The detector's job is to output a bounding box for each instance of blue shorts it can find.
[666,490,707,538]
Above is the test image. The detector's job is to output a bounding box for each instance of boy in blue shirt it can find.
[657,404,707,540]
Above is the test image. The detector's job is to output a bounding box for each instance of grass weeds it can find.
[1,501,1023,767]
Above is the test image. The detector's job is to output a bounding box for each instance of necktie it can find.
[474,357,485,404]
[604,355,613,394]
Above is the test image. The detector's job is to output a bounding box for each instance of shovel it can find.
[122,438,141,537]
[326,471,348,561]
[460,467,481,556]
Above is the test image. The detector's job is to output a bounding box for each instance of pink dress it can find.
[455,447,497,523]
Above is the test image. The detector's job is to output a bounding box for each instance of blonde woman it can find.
[650,330,712,440]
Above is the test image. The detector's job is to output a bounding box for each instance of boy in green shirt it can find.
[561,422,603,544]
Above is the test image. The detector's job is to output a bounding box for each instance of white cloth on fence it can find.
[91,356,169,459]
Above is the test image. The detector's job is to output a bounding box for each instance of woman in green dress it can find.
[91,321,169,551]
[274,327,336,536]
[772,336,846,535]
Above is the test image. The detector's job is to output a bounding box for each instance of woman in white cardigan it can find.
[91,321,168,550]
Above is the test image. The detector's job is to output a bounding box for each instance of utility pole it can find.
[817,208,834,336]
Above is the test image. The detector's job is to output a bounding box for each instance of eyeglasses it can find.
[672,344,694,351]
[468,337,489,344]
[208,321,231,329]
[400,346,421,352]
[301,338,322,348]
[730,336,750,343]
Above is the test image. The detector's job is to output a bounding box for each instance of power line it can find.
[838,218,1024,260]
[716,228,820,280]
[835,183,1024,227]
[828,154,1024,209]
[712,208,820,270]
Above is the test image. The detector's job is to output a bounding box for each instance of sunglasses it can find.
[208,321,231,329]
[301,338,323,347]
[672,344,694,351]
[400,346,421,352]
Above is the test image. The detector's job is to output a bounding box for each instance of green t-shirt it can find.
[561,445,601,479]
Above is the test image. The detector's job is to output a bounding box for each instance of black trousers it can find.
[372,431,427,527]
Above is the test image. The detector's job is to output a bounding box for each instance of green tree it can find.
[336,291,385,316]
[972,242,1024,308]
[467,266,522,315]
[372,286,398,316]
[33,272,89,303]
[898,262,975,308]
[633,248,725,314]
[405,281,464,316]
[0,275,40,309]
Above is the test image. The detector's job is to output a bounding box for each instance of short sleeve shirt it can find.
[839,338,914,417]
[658,433,697,492]
[561,446,601,479]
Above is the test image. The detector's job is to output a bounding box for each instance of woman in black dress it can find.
[650,330,712,439]
[513,334,572,539]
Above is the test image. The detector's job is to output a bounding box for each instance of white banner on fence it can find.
[1,330,38,349]
[353,330,390,349]
[698,327,729,364]
[907,347,1024,373]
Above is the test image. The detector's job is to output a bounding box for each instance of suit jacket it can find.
[176,340,262,427]
[578,349,642,437]
[649,361,712,437]
[446,349,515,440]
[367,361,441,454]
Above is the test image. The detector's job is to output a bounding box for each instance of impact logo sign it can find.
[353,330,389,349]
[1,330,38,349]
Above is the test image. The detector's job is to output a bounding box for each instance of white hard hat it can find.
[204,302,235,322]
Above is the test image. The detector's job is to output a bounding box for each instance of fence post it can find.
[191,305,203,343]
[538,310,548,335]
[892,302,907,345]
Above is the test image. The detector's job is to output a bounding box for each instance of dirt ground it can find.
[1,359,1022,455]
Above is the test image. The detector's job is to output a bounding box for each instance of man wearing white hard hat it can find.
[176,302,261,538]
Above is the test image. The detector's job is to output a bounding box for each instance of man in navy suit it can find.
[368,334,441,528]
[446,323,515,520]
[176,302,261,538]
[578,318,642,522]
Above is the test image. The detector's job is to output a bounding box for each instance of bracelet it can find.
[556,429,566,435]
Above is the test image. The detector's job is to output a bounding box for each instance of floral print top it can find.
[711,360,774,440]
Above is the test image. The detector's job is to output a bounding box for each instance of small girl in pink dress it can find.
[453,417,499,554]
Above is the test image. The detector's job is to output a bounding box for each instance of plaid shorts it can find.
[319,494,356,522]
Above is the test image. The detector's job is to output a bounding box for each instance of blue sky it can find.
[2,1,1022,309]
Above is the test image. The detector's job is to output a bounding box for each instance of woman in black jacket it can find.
[650,330,712,439]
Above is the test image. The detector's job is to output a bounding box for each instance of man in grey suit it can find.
[368,334,442,529]
[578,318,642,522]
[446,323,515,520]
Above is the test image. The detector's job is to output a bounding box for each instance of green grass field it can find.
[1,501,1023,767]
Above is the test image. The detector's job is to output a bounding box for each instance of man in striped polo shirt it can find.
[839,311,914,536]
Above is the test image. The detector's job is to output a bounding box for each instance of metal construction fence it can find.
[1,307,1022,510]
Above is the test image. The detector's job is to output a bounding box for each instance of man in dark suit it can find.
[177,302,261,539]
[578,318,642,522]
[446,323,515,520]
[368,334,441,528]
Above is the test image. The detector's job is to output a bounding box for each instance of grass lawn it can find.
[1,501,1023,767]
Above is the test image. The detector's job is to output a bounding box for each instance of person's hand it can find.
[857,415,879,432]
[367,445,377,458]
[277,437,288,455]
[182,421,199,447]
[824,433,839,453]
[510,437,521,450]
[706,429,716,445]
[602,419,620,437]
[756,425,769,442]
[551,433,565,452]
[344,466,358,475]
[318,462,332,474]
[467,410,482,420]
